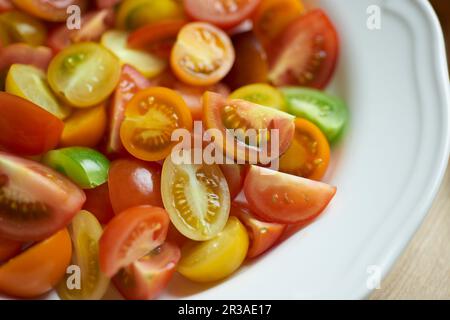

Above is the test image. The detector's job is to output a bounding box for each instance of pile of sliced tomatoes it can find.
[0,0,349,300]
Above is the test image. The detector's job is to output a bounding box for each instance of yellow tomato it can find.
[178,217,249,283]
[229,83,285,111]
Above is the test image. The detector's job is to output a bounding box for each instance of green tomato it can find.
[0,11,47,46]
[229,83,285,111]
[281,87,349,143]
[42,147,110,189]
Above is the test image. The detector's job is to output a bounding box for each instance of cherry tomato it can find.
[178,216,248,282]
[0,11,47,46]
[11,0,87,22]
[96,0,122,8]
[244,165,336,224]
[0,43,53,72]
[161,152,231,241]
[231,201,285,258]
[166,223,189,248]
[108,159,163,215]
[203,91,295,162]
[0,0,13,13]
[120,87,193,161]
[0,152,86,241]
[219,164,245,200]
[99,205,170,277]
[229,83,285,111]
[0,236,21,263]
[57,211,110,300]
[47,42,121,108]
[183,0,261,29]
[83,184,115,224]
[171,22,235,86]
[113,242,180,300]
[0,229,72,298]
[269,9,339,89]
[0,92,63,156]
[279,118,330,181]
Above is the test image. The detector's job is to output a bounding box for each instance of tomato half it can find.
[269,9,339,89]
[0,43,53,72]
[0,236,21,263]
[0,92,63,156]
[108,159,163,215]
[0,11,47,46]
[113,242,180,300]
[183,0,261,29]
[99,205,170,277]
[83,184,115,224]
[0,229,72,298]
[219,164,245,200]
[229,83,285,111]
[11,0,87,22]
[0,152,86,241]
[244,165,336,224]
[171,22,235,86]
[120,87,193,161]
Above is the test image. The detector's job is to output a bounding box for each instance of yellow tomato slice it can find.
[229,83,285,111]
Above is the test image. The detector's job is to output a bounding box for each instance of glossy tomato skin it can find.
[244,165,336,224]
[108,159,163,215]
[220,164,246,200]
[83,183,115,224]
[0,92,63,156]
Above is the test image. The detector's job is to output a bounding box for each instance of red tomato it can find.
[183,0,261,29]
[107,65,150,154]
[99,206,170,277]
[269,9,339,89]
[83,183,115,224]
[113,242,180,300]
[0,152,86,241]
[0,0,12,13]
[244,165,336,224]
[96,0,121,8]
[11,0,87,22]
[0,236,21,263]
[220,164,246,200]
[231,201,285,258]
[0,43,52,72]
[0,92,63,156]
[108,159,163,215]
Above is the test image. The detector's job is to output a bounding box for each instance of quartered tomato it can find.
[161,153,231,241]
[171,22,235,86]
[0,229,72,298]
[244,165,336,224]
[269,9,339,89]
[0,92,63,156]
[120,87,193,161]
[0,236,21,262]
[57,211,110,300]
[0,11,47,46]
[219,164,245,200]
[99,205,170,277]
[0,152,86,241]
[113,242,180,300]
[108,159,163,215]
[11,0,87,22]
[47,42,121,108]
[83,184,115,224]
[203,91,295,162]
[279,118,330,181]
[183,0,261,29]
[0,43,53,72]
[229,83,285,111]
[178,216,248,282]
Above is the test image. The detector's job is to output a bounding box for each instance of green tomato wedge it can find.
[0,11,47,46]
[42,147,110,189]
[281,87,349,143]
[6,64,72,119]
[229,83,285,111]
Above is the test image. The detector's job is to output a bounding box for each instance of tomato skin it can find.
[11,0,87,22]
[0,0,13,13]
[229,83,285,110]
[0,236,21,263]
[0,43,53,72]
[96,0,121,8]
[220,164,246,200]
[108,159,163,215]
[83,184,115,224]
[0,92,63,156]
[0,229,72,298]
[244,165,336,224]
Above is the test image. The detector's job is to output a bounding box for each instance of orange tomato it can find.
[279,118,330,181]
[0,229,72,298]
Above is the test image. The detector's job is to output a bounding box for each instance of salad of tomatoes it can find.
[0,0,349,300]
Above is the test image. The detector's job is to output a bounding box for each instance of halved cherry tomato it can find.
[0,236,21,262]
[171,22,235,86]
[108,159,163,215]
[11,0,87,22]
[113,242,180,300]
[229,83,285,111]
[83,184,115,224]
[0,92,63,156]
[0,11,47,46]
[279,118,330,181]
[203,91,295,162]
[183,0,261,29]
[161,152,231,241]
[269,9,339,89]
[244,165,336,224]
[0,152,86,241]
[0,229,72,298]
[120,87,193,161]
[107,65,150,154]
[99,205,170,277]
[231,201,285,258]
[219,164,245,200]
[0,43,53,72]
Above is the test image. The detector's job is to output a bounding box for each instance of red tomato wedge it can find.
[99,206,170,277]
[0,236,21,262]
[243,165,336,224]
[0,44,53,72]
[83,183,115,224]
[220,164,246,200]
[268,9,339,89]
[0,152,86,241]
[113,242,180,300]
[0,92,63,156]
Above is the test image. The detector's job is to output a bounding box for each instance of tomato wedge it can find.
[0,43,53,72]
[99,205,170,277]
[0,236,21,262]
[244,165,336,224]
[83,184,115,224]
[219,164,246,200]
[11,0,87,22]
